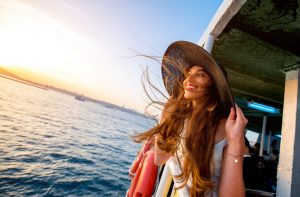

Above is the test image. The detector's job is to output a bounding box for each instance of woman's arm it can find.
[154,106,172,166]
[218,106,248,197]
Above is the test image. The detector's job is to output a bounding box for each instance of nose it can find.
[185,73,196,82]
[184,77,195,87]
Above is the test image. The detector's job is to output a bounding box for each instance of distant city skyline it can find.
[0,0,222,113]
[0,67,147,118]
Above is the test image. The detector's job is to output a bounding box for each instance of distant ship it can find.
[75,95,86,101]
[105,104,113,109]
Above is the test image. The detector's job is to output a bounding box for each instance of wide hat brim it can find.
[161,40,235,114]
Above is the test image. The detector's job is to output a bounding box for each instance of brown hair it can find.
[133,56,226,196]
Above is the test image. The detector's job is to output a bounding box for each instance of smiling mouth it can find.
[185,85,198,91]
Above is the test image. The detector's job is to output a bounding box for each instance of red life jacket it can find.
[127,141,158,197]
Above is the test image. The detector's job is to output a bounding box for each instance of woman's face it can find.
[183,65,212,100]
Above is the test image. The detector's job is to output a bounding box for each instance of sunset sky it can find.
[0,0,222,113]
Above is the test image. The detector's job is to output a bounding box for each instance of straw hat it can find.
[161,40,235,114]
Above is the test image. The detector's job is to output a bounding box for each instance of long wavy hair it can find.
[133,55,227,196]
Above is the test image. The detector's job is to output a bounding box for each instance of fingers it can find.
[241,110,248,124]
[238,108,248,124]
[235,104,248,125]
[227,104,248,128]
[228,107,236,120]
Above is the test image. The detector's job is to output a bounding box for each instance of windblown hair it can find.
[133,55,227,196]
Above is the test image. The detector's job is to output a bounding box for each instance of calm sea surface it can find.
[0,77,155,197]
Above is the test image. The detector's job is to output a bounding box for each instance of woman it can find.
[132,41,248,197]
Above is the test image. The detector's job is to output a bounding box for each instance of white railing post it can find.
[259,115,267,156]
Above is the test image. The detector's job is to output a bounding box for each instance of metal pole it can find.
[203,34,215,53]
[267,131,272,155]
[259,115,267,156]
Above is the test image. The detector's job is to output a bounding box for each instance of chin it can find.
[184,92,199,100]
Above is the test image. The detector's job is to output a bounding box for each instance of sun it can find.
[0,11,65,72]
[0,1,99,84]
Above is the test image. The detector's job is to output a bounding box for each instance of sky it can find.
[0,0,222,113]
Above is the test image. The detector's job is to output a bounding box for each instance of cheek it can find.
[193,78,210,88]
[183,79,186,84]
[183,79,188,87]
[205,79,212,87]
[201,77,212,87]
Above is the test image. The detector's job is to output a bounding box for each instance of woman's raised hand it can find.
[225,105,248,153]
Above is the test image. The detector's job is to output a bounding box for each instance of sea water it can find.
[0,77,155,196]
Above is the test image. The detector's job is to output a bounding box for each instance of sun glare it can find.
[0,1,97,79]
[0,2,59,70]
[0,0,148,111]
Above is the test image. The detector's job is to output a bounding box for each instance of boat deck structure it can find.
[198,0,300,196]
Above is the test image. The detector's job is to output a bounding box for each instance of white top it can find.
[169,136,227,197]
